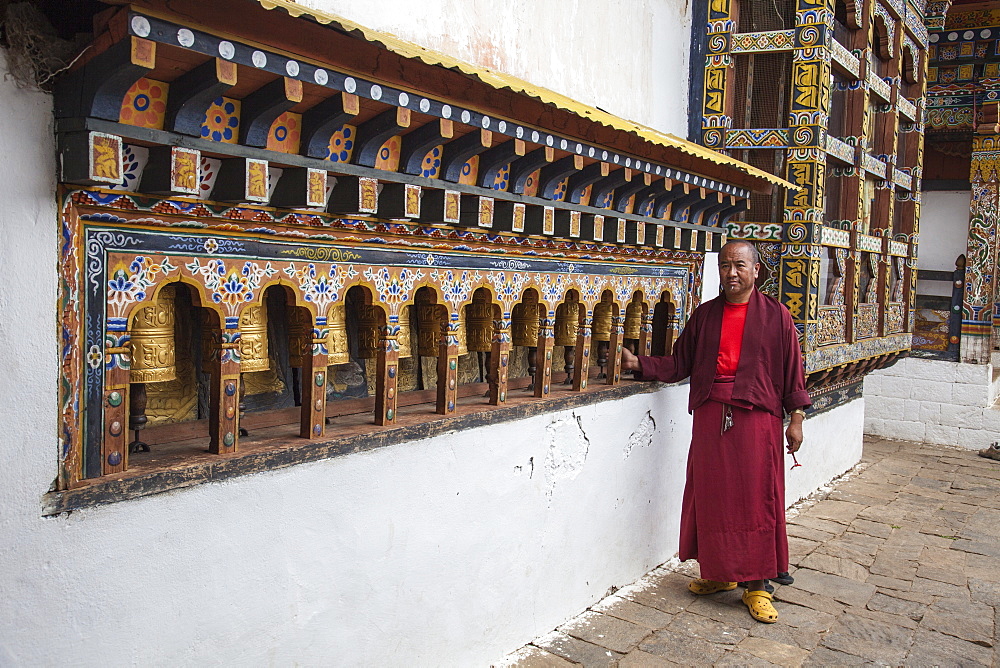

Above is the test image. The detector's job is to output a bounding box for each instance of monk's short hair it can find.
[721,240,759,265]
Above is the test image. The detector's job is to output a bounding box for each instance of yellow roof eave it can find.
[255,0,796,192]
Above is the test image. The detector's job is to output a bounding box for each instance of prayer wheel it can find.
[238,304,270,372]
[356,304,382,359]
[327,303,350,365]
[465,297,494,353]
[397,305,413,359]
[455,308,468,356]
[554,299,580,347]
[416,301,444,357]
[592,300,613,343]
[511,299,540,347]
[288,307,314,369]
[624,300,643,340]
[128,284,178,453]
[129,284,178,384]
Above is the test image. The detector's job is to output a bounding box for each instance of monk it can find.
[620,240,809,623]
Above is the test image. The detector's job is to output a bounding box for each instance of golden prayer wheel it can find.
[624,300,643,340]
[129,284,178,383]
[327,304,350,365]
[511,300,540,347]
[465,298,494,352]
[554,299,580,347]
[592,300,613,343]
[356,304,382,359]
[288,307,314,369]
[397,305,413,359]
[238,304,270,372]
[416,302,444,357]
[455,309,468,356]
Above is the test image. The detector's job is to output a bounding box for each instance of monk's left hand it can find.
[785,420,803,454]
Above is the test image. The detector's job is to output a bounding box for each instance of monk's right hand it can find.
[620,346,640,372]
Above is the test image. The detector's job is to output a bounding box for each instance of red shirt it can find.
[716,301,748,376]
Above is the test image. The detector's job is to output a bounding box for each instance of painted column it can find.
[299,315,328,439]
[534,310,555,398]
[437,312,459,414]
[489,311,510,405]
[573,309,592,391]
[961,136,1000,363]
[701,0,735,155]
[606,313,624,386]
[779,0,833,354]
[375,316,400,426]
[102,326,131,475]
[208,327,240,454]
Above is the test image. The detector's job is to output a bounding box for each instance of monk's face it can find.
[719,243,759,303]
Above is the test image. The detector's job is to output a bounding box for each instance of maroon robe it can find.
[637,289,810,582]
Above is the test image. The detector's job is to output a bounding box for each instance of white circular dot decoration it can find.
[964,30,975,40]
[498,120,507,133]
[560,139,568,150]
[947,32,958,41]
[252,50,267,68]
[398,92,409,107]
[442,104,452,119]
[929,33,939,43]
[982,29,992,39]
[516,126,524,138]
[177,29,195,48]
[613,155,620,164]
[344,77,357,93]
[531,131,540,143]
[481,116,491,128]
[625,158,632,167]
[286,60,300,77]
[370,84,382,100]
[219,41,236,60]
[314,68,328,85]
[461,110,471,124]
[546,135,554,147]
[656,166,662,175]
[602,150,608,160]
[420,98,431,113]
[576,143,583,154]
[589,147,596,157]
[131,16,151,37]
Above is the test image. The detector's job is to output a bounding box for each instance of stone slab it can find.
[904,628,994,667]
[500,645,578,668]
[920,597,995,646]
[532,631,622,667]
[591,595,675,630]
[638,629,728,665]
[616,649,681,667]
[821,613,914,665]
[790,569,877,608]
[666,610,749,646]
[738,636,811,668]
[866,591,925,622]
[558,611,651,654]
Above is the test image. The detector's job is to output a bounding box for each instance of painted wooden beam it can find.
[509,147,554,195]
[400,118,454,175]
[301,92,360,159]
[354,106,412,167]
[441,129,493,182]
[240,76,304,147]
[165,57,238,137]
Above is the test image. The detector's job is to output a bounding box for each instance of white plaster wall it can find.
[919,191,971,272]
[299,0,693,136]
[786,399,865,506]
[863,356,1000,449]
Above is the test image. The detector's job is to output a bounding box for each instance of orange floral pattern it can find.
[119,78,169,130]
[266,112,302,154]
[374,135,402,172]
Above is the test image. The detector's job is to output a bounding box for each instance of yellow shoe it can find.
[742,589,778,623]
[688,579,738,595]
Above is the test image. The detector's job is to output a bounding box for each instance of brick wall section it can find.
[863,357,1000,449]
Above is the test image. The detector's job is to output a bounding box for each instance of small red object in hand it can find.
[789,451,802,470]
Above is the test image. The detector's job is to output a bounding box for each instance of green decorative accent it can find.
[499,392,506,402]
[617,344,622,352]
[315,372,325,386]
[581,380,587,389]
[223,432,235,446]
[546,351,552,360]
[107,391,122,407]
[449,359,457,370]
[386,408,395,421]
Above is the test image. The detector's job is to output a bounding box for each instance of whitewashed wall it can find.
[300,0,693,137]
[917,190,970,297]
[0,4,866,660]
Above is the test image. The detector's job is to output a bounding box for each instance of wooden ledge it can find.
[42,380,671,516]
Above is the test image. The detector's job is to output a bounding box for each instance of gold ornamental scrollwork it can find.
[279,247,362,262]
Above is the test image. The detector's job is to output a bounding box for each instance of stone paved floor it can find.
[496,437,1000,667]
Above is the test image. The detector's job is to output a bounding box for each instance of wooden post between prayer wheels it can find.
[102,335,131,475]
[437,312,460,415]
[489,316,511,405]
[534,310,555,398]
[573,311,593,391]
[299,319,329,439]
[606,314,624,386]
[639,312,653,356]
[208,329,241,454]
[375,321,399,426]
